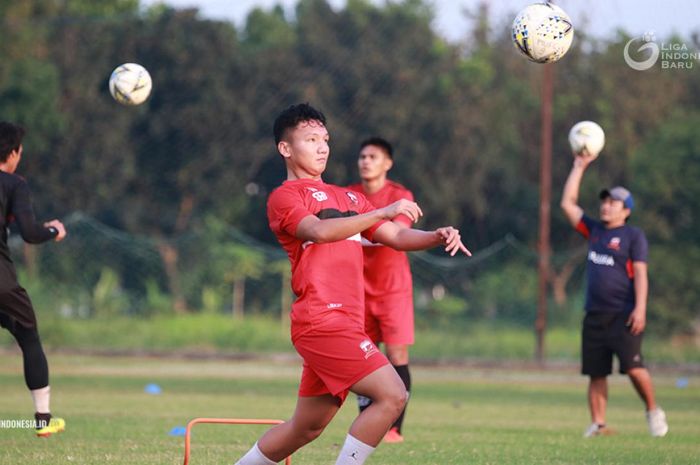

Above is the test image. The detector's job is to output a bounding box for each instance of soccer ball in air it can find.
[568,121,605,159]
[108,63,152,105]
[512,2,574,63]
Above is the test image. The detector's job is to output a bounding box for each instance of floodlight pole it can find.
[536,62,554,364]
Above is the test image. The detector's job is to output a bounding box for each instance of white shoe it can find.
[647,407,669,437]
[583,423,614,438]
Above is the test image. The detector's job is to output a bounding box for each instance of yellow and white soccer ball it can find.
[568,121,605,158]
[109,63,152,106]
[512,2,574,63]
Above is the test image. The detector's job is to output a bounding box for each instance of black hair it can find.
[0,122,25,162]
[359,136,393,159]
[273,103,327,145]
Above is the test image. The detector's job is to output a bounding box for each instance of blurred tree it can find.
[1,0,697,335]
[630,111,700,334]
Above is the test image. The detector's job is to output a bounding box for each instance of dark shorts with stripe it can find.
[0,286,37,330]
[582,312,644,377]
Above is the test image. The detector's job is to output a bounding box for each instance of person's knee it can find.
[626,367,648,379]
[14,324,42,350]
[11,324,41,345]
[295,423,326,445]
[288,417,329,445]
[383,383,408,416]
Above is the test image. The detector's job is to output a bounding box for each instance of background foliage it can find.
[1,0,698,356]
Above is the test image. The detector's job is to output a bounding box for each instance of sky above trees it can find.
[140,0,699,42]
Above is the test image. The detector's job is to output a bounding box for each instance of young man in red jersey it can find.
[233,104,471,465]
[347,137,415,443]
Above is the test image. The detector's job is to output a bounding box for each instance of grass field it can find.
[0,353,698,465]
[11,314,699,364]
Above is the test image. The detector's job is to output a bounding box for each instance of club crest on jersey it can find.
[346,192,359,204]
[359,339,379,359]
[607,237,621,251]
[311,191,328,202]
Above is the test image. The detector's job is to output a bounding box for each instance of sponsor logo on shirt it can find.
[346,191,359,204]
[311,191,328,202]
[327,303,343,309]
[359,339,379,359]
[588,251,615,266]
[607,237,621,251]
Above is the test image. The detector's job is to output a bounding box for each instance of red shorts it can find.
[294,324,389,403]
[364,294,414,345]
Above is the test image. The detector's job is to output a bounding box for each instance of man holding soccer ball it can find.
[560,147,668,438]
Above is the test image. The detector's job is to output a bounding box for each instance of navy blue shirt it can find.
[576,215,648,314]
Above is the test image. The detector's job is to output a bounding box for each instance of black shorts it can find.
[0,286,37,330]
[582,312,644,377]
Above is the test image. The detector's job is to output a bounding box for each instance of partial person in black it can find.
[0,122,67,437]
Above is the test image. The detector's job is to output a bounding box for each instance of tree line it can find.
[1,0,698,336]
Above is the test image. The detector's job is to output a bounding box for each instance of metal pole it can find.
[536,62,554,364]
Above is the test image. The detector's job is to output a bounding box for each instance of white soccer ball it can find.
[109,63,152,106]
[512,2,574,63]
[568,121,605,158]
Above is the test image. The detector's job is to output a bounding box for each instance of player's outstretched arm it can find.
[373,222,472,256]
[295,199,422,244]
[11,183,66,244]
[560,151,594,227]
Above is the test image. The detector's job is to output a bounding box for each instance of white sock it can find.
[31,386,50,413]
[334,434,375,465]
[235,442,277,465]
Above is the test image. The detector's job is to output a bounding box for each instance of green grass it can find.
[0,354,698,464]
[5,314,698,364]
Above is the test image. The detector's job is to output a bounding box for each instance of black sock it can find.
[392,364,411,433]
[35,412,52,429]
[357,394,372,413]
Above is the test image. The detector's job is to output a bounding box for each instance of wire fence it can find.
[9,212,588,330]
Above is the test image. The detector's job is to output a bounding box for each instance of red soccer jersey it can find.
[347,181,414,298]
[267,178,385,339]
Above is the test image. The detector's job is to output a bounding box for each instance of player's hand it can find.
[435,227,472,257]
[573,148,595,167]
[44,219,67,242]
[380,199,423,223]
[626,308,646,336]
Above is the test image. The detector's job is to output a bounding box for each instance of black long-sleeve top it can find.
[0,171,57,285]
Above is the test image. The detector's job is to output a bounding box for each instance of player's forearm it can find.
[303,210,386,243]
[383,228,441,251]
[633,268,648,314]
[561,160,586,225]
[15,211,58,244]
[561,161,585,209]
